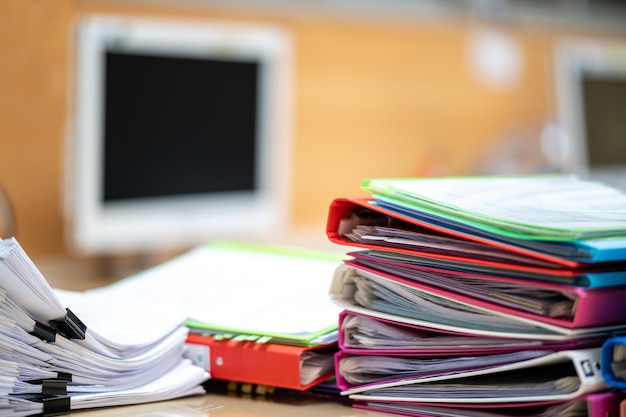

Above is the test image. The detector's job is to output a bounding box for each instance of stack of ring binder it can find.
[325,174,626,417]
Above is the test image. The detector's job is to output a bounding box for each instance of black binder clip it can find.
[41,380,68,397]
[49,308,87,340]
[31,321,57,343]
[42,396,71,416]
[55,372,72,382]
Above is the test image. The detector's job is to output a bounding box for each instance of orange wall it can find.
[1,0,624,258]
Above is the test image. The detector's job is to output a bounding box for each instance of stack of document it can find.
[0,237,209,417]
[0,239,344,416]
[66,241,344,391]
[325,174,626,416]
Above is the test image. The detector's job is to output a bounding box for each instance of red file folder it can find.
[326,197,626,280]
[186,334,337,391]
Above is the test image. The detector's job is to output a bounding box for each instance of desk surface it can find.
[66,392,381,417]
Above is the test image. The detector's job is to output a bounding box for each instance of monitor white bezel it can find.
[65,15,292,255]
[553,38,626,190]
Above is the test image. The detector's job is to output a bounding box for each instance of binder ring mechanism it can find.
[338,209,393,236]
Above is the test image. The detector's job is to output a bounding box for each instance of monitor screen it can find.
[554,40,626,191]
[581,76,626,175]
[65,16,291,255]
[103,52,259,201]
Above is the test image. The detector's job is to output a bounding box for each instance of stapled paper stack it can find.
[0,237,209,417]
[326,175,626,416]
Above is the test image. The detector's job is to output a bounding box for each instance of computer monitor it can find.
[65,15,292,255]
[554,39,626,191]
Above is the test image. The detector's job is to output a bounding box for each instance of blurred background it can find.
[1,0,626,281]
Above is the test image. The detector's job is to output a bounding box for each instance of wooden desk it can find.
[65,391,379,417]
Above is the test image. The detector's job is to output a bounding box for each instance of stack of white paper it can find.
[0,237,209,417]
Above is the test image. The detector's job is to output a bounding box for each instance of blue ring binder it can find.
[601,335,626,389]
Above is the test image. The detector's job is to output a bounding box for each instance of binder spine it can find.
[570,349,607,393]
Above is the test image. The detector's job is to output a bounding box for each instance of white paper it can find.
[88,244,343,340]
